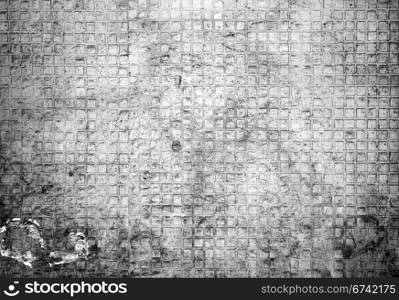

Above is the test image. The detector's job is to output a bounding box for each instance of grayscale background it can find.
[0,0,398,277]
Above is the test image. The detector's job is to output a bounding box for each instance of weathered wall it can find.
[0,0,398,277]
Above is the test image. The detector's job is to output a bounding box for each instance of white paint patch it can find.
[0,218,89,268]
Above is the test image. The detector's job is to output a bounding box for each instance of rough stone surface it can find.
[0,0,398,277]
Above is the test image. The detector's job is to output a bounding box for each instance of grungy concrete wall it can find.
[0,0,398,277]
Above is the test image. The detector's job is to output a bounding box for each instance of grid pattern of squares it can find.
[0,0,398,277]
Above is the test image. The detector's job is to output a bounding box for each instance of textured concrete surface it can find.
[0,0,398,277]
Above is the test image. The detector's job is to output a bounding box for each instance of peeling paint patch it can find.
[0,218,45,267]
[0,218,89,268]
[49,232,89,267]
